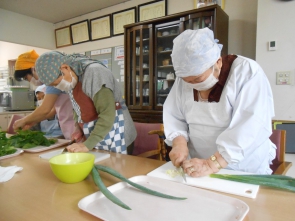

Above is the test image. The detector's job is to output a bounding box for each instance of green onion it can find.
[92,165,186,209]
[91,167,131,210]
[210,174,295,192]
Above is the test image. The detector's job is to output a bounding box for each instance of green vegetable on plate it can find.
[92,165,186,210]
[0,130,57,157]
[210,174,295,192]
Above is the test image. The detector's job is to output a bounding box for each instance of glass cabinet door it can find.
[127,25,153,109]
[183,11,214,31]
[155,21,179,109]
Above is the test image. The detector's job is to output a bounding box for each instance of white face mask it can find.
[30,77,43,86]
[37,99,43,106]
[185,66,218,91]
[55,71,77,92]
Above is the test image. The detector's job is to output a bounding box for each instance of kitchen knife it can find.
[177,167,187,183]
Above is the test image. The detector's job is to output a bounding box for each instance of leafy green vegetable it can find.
[9,130,57,148]
[210,174,295,192]
[0,129,57,157]
[0,130,17,157]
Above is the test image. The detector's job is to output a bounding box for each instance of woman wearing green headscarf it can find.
[35,51,136,154]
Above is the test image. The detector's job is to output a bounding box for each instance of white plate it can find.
[23,139,70,153]
[0,148,24,160]
[78,175,249,221]
[147,161,259,199]
[39,149,110,163]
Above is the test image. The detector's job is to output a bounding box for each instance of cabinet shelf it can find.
[157,94,168,97]
[158,50,172,54]
[157,34,178,39]
[158,65,173,68]
[136,38,149,43]
[136,53,149,56]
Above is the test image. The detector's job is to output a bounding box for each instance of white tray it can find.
[0,148,24,160]
[23,139,70,153]
[147,161,259,199]
[39,149,110,163]
[78,175,249,221]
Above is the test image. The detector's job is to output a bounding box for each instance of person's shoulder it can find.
[232,55,261,71]
[85,62,109,73]
[45,86,63,95]
[83,63,113,82]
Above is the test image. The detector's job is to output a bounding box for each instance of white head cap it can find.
[171,28,223,77]
[35,84,46,96]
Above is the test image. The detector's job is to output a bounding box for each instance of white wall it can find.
[224,0,257,59]
[0,41,49,67]
[0,0,257,59]
[53,0,194,54]
[0,8,55,49]
[256,0,295,120]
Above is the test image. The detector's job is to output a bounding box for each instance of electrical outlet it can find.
[276,71,293,85]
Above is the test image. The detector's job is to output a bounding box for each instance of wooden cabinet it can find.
[124,5,228,123]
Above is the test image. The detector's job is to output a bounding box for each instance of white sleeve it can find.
[163,78,189,146]
[216,59,275,164]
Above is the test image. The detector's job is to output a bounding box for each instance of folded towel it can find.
[0,166,23,182]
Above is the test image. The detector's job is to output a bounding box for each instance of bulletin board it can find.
[85,46,125,96]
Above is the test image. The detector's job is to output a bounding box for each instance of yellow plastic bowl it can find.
[49,153,95,184]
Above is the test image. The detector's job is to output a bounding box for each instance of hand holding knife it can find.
[176,164,187,183]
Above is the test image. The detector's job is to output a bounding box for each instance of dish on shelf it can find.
[162,31,169,36]
[164,47,172,51]
[162,59,171,66]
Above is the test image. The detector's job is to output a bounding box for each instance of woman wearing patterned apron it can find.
[164,28,276,177]
[36,52,136,154]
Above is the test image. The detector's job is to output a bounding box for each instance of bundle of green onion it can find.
[210,174,295,192]
[92,165,186,210]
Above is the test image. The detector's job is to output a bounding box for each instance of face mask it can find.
[37,100,43,106]
[30,77,43,86]
[55,71,77,92]
[185,66,218,91]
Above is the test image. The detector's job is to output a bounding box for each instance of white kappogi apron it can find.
[184,87,232,159]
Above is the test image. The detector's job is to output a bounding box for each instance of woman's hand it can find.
[169,136,189,167]
[13,119,36,131]
[182,158,216,177]
[66,143,89,153]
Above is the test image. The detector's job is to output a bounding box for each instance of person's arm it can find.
[83,86,115,149]
[66,86,115,152]
[216,60,274,164]
[13,94,58,130]
[36,105,56,120]
[163,78,189,146]
[163,78,190,167]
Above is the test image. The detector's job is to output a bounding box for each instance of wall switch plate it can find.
[276,71,293,85]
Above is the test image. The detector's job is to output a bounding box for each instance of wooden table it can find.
[0,149,294,221]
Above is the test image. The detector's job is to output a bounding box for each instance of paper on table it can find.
[0,165,23,182]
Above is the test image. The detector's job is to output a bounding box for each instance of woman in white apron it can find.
[164,28,276,177]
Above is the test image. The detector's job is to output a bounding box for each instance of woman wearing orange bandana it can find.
[13,50,82,141]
